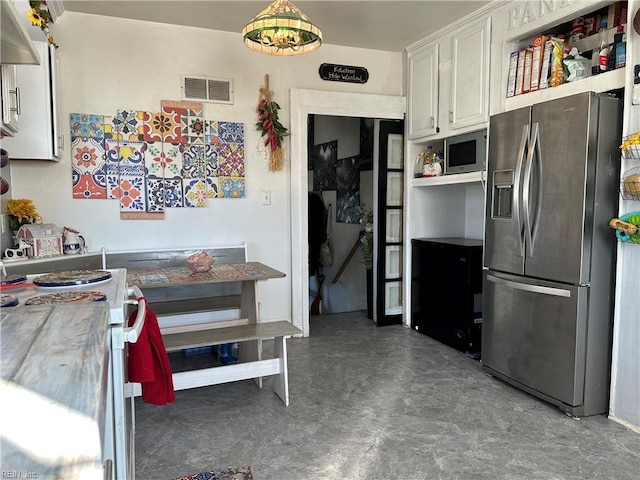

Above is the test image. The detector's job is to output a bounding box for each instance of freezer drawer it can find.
[482,271,588,408]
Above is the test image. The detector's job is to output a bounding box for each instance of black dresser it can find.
[411,237,483,354]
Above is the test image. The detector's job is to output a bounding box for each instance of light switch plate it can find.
[261,190,271,205]
[633,84,640,105]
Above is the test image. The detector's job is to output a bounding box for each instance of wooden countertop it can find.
[0,303,110,479]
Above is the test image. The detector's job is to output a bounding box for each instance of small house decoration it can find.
[16,223,63,258]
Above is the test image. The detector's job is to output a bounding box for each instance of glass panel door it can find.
[376,120,404,325]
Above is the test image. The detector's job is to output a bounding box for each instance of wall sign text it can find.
[319,64,369,84]
[507,0,575,30]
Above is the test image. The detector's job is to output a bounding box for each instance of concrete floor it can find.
[135,311,640,480]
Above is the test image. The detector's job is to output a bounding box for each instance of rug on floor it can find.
[171,466,253,480]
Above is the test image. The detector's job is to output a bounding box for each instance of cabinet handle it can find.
[58,135,64,150]
[103,459,113,480]
[9,88,20,115]
[429,116,435,128]
[449,110,453,123]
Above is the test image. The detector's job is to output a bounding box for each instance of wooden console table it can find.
[125,262,300,406]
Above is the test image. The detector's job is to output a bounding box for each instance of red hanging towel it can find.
[127,304,176,405]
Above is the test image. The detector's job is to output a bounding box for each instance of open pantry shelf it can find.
[411,170,484,187]
[505,68,625,111]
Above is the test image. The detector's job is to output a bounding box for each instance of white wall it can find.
[8,12,402,323]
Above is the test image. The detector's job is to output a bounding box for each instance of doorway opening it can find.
[307,114,374,318]
[289,89,405,337]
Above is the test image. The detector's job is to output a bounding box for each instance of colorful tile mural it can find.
[70,100,245,219]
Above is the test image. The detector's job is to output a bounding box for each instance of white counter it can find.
[0,302,110,478]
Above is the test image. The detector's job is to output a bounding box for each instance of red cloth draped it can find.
[127,304,175,405]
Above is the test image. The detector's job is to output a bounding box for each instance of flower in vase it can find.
[6,198,40,231]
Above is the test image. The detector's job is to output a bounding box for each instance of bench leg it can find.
[240,280,263,388]
[238,339,262,388]
[272,335,290,406]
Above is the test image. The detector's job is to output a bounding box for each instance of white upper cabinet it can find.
[407,16,491,141]
[1,65,20,135]
[407,43,439,139]
[450,17,491,130]
[2,41,62,161]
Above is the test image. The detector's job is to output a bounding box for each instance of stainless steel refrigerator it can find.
[482,92,622,417]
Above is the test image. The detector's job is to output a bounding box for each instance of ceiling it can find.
[61,1,492,52]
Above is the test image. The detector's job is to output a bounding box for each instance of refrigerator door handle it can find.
[487,274,571,298]
[513,124,529,257]
[531,122,543,252]
[523,122,543,257]
[523,122,536,256]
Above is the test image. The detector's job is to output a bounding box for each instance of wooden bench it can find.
[162,321,299,405]
[103,245,299,405]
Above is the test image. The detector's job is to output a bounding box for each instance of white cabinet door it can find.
[407,43,439,139]
[450,17,491,130]
[2,41,61,161]
[1,64,20,135]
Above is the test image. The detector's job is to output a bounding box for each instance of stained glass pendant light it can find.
[242,0,322,56]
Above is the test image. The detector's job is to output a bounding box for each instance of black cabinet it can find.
[411,238,483,353]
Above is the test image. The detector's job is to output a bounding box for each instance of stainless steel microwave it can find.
[444,129,487,174]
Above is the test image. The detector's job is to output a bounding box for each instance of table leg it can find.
[240,280,262,388]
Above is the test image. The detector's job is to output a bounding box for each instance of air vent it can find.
[181,75,234,104]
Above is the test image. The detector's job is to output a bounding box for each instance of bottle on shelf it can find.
[414,151,425,178]
[591,48,600,76]
[613,26,626,69]
[597,21,610,73]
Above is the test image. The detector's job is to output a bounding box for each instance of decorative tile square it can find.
[72,172,107,199]
[103,115,117,140]
[219,176,245,198]
[143,141,164,179]
[208,120,219,139]
[218,142,245,177]
[145,178,165,212]
[118,176,147,211]
[218,121,244,144]
[205,134,219,145]
[162,178,184,208]
[113,110,145,142]
[104,139,121,176]
[71,137,105,175]
[70,113,104,139]
[181,108,206,144]
[93,163,108,195]
[160,105,185,144]
[183,179,207,207]
[205,143,219,178]
[118,141,146,176]
[143,111,175,142]
[206,177,219,199]
[182,144,205,179]
[107,175,121,199]
[162,143,183,179]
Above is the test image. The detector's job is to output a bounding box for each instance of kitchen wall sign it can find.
[319,63,369,84]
